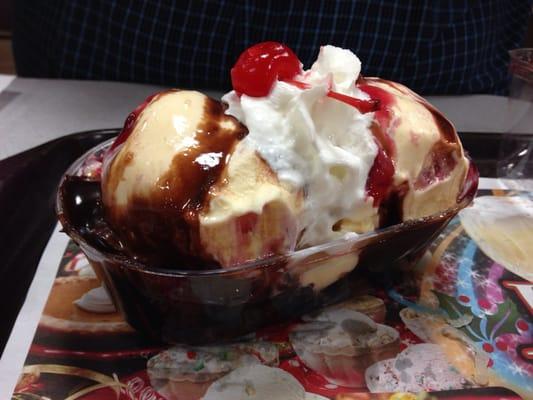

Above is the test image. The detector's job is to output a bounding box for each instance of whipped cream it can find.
[74,285,116,313]
[223,46,378,248]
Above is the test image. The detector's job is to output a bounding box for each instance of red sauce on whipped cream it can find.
[230,41,395,209]
[282,75,396,208]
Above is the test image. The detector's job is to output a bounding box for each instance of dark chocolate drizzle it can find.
[102,94,248,269]
[378,182,408,227]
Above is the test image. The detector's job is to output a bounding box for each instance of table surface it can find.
[0,75,532,399]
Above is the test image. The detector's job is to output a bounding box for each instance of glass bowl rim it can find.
[56,138,475,277]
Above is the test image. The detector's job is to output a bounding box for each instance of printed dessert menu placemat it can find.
[11,189,533,400]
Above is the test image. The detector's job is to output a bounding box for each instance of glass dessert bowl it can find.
[57,42,479,344]
[56,138,477,344]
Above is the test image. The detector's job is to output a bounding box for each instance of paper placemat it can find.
[2,183,532,399]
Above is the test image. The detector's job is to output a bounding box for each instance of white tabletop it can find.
[0,76,225,160]
[0,74,15,92]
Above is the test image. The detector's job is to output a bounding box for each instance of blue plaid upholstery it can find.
[14,1,532,95]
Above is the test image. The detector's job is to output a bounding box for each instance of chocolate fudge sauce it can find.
[62,94,248,269]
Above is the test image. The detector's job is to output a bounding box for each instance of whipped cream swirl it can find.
[223,46,378,247]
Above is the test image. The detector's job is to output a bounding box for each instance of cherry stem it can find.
[282,79,380,114]
[282,78,310,90]
[326,91,380,114]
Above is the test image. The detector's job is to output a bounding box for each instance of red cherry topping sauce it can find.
[358,80,398,206]
[110,92,160,152]
[358,81,395,132]
[414,141,458,190]
[231,42,301,97]
[282,78,379,114]
[365,147,394,206]
[281,78,309,90]
[284,77,395,205]
[326,90,380,113]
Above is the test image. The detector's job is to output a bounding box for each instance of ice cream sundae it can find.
[57,42,477,343]
[88,42,472,269]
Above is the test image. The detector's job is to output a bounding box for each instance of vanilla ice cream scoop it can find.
[355,78,469,224]
[101,90,300,267]
[101,90,249,267]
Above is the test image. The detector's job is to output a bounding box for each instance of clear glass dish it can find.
[56,139,478,344]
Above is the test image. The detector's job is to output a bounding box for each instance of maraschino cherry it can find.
[231,42,380,115]
[231,41,301,97]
